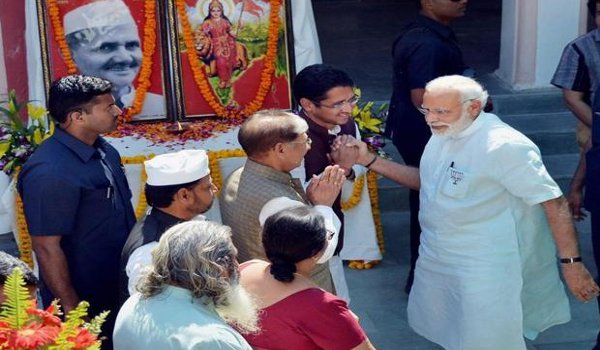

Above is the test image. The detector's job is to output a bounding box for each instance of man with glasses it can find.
[385,0,470,294]
[339,75,599,349]
[293,64,366,301]
[220,109,345,293]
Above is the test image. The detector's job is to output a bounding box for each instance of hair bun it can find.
[269,258,297,283]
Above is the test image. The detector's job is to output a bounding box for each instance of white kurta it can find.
[408,113,570,350]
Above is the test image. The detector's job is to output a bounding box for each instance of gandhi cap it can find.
[63,0,136,36]
[145,150,210,186]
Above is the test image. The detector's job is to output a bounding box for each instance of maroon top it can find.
[243,287,366,350]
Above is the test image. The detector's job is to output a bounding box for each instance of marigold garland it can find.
[13,168,33,268]
[340,175,364,210]
[47,0,157,121]
[207,149,246,193]
[122,155,155,219]
[175,0,282,119]
[347,170,385,270]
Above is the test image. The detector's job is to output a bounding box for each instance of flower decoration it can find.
[352,88,389,159]
[0,91,54,175]
[0,268,107,350]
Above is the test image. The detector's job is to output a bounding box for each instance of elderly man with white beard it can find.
[113,220,257,350]
[333,75,600,350]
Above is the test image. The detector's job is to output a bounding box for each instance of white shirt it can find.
[114,285,252,350]
[408,113,570,350]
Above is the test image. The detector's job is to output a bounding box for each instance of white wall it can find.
[497,0,585,89]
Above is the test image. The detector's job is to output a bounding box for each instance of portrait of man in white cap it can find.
[64,0,165,120]
[119,149,217,301]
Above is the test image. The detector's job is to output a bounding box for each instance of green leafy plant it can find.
[0,268,108,349]
[0,90,54,175]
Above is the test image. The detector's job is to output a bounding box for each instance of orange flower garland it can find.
[207,149,246,194]
[14,168,33,268]
[47,0,77,74]
[340,175,364,210]
[176,0,283,119]
[348,170,384,270]
[47,0,157,121]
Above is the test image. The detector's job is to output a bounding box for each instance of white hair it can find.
[425,75,489,108]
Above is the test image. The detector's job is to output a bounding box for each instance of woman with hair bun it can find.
[239,201,375,350]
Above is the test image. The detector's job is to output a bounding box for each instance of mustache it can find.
[101,60,140,71]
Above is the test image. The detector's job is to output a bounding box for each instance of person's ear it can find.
[273,142,287,156]
[175,187,190,203]
[468,99,482,118]
[68,110,84,124]
[299,98,316,113]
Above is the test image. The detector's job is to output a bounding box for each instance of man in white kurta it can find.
[402,75,600,350]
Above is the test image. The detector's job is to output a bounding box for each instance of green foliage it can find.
[0,268,30,328]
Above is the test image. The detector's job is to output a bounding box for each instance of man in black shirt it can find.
[386,0,469,293]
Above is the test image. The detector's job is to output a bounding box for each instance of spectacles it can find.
[288,137,312,146]
[417,99,475,117]
[326,230,335,241]
[314,95,359,110]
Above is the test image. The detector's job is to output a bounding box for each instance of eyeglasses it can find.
[288,137,312,146]
[417,99,475,117]
[326,230,335,241]
[314,95,359,110]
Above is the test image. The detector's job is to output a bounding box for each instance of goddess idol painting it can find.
[175,0,294,118]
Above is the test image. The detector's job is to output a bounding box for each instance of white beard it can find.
[429,112,474,138]
[215,283,260,334]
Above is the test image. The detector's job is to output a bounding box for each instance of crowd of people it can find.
[3,0,600,350]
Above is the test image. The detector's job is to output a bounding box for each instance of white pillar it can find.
[497,0,585,90]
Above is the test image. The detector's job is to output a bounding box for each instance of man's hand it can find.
[332,135,372,166]
[567,187,587,221]
[329,135,358,172]
[561,263,600,302]
[306,165,345,207]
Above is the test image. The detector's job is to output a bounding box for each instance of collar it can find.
[245,158,293,185]
[299,109,341,136]
[416,14,455,39]
[52,127,106,163]
[149,207,185,227]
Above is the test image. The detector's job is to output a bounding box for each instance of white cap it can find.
[145,150,210,186]
[63,0,136,36]
[259,197,305,227]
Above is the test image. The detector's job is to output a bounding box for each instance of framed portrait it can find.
[170,0,295,119]
[37,0,171,121]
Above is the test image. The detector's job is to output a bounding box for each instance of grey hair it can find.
[238,109,308,157]
[137,220,237,307]
[425,75,489,108]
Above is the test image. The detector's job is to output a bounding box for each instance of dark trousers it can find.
[393,137,425,292]
[592,212,600,350]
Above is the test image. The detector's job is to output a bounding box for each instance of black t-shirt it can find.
[387,15,467,164]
